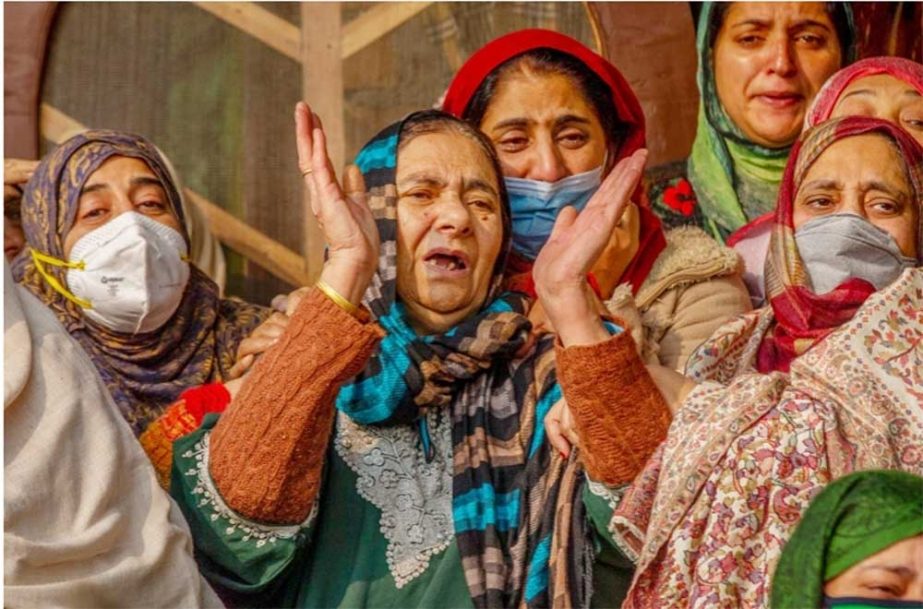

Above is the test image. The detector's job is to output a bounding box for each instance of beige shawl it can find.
[4,263,222,608]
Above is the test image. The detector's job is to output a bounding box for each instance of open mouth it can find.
[423,249,469,274]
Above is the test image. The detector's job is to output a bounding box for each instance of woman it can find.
[648,2,855,241]
[772,471,923,608]
[167,103,671,608]
[4,262,222,608]
[731,56,923,305]
[806,56,923,142]
[600,116,922,608]
[11,130,269,435]
[441,29,752,372]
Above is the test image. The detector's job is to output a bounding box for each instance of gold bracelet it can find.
[315,279,360,317]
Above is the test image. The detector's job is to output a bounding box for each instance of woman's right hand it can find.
[4,158,37,186]
[295,101,379,305]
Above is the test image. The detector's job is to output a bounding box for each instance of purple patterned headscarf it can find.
[12,130,269,435]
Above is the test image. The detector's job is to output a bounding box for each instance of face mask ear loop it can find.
[29,248,93,309]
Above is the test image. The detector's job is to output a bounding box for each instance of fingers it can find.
[547,205,579,243]
[4,159,37,185]
[343,164,368,209]
[227,354,254,380]
[545,415,572,459]
[592,149,648,221]
[284,287,311,317]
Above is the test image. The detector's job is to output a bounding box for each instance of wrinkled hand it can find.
[4,158,37,186]
[545,400,579,459]
[532,149,648,346]
[227,312,291,379]
[296,101,378,304]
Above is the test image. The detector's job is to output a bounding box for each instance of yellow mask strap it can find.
[30,248,93,309]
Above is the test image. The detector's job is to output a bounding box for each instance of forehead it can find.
[801,134,908,183]
[84,155,157,184]
[484,69,599,124]
[396,131,498,186]
[723,1,832,26]
[839,74,923,99]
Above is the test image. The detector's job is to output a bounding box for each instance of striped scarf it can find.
[337,114,593,608]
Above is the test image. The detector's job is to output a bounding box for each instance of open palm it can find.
[295,101,379,303]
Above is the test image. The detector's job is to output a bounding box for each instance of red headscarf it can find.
[441,29,665,297]
[757,116,923,373]
[805,56,923,128]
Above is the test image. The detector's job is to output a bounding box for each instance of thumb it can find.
[548,206,579,242]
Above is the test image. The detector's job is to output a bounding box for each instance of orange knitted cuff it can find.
[210,287,384,524]
[556,328,671,486]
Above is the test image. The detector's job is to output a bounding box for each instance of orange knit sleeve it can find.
[555,328,671,486]
[209,288,384,524]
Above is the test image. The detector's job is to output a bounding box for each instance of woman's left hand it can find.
[533,149,648,346]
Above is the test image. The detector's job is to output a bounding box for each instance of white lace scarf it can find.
[334,410,454,588]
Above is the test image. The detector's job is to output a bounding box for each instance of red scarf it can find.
[441,29,665,297]
[757,116,923,373]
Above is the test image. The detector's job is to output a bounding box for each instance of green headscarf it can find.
[771,470,923,609]
[687,2,856,242]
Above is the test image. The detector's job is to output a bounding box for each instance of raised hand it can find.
[532,149,648,346]
[295,101,379,305]
[4,158,37,186]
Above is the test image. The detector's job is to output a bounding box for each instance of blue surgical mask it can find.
[504,165,604,260]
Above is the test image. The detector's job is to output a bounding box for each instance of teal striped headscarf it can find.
[687,2,856,241]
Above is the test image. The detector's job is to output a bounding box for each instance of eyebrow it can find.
[840,88,923,102]
[80,175,164,196]
[800,178,908,198]
[730,19,832,32]
[397,173,499,197]
[490,114,592,132]
[861,564,915,577]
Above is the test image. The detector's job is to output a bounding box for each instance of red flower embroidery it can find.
[662,178,697,217]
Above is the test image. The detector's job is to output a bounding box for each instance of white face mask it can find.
[37,212,190,334]
[794,213,918,295]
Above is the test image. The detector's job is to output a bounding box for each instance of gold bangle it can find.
[315,279,360,317]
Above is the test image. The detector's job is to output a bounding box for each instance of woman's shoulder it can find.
[636,225,743,309]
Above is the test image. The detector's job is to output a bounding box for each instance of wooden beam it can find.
[341,2,433,59]
[300,2,343,284]
[38,102,310,287]
[195,2,300,62]
[184,190,310,286]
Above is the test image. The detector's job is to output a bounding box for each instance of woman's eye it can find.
[736,34,764,47]
[557,131,588,148]
[468,198,494,212]
[82,207,107,220]
[497,136,528,152]
[901,116,923,130]
[138,200,166,211]
[805,196,834,210]
[404,190,432,203]
[869,199,901,215]
[795,33,825,47]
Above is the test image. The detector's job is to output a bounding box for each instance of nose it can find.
[767,38,796,78]
[432,195,472,237]
[525,137,568,183]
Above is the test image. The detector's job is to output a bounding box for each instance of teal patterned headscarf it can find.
[771,471,923,609]
[687,2,856,241]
